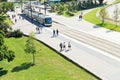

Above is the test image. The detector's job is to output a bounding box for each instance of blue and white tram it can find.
[32,11,43,21]
[37,14,52,26]
[22,9,52,26]
[23,9,29,17]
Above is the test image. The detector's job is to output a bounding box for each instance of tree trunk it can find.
[33,53,35,64]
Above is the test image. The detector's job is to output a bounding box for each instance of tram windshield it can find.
[45,17,52,24]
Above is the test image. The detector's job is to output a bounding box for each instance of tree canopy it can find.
[0,2,14,34]
[0,2,14,16]
[0,30,15,62]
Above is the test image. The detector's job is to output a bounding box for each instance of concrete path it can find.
[7,4,120,80]
[46,9,120,45]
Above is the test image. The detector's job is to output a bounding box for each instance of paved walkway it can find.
[46,9,120,45]
[7,4,120,80]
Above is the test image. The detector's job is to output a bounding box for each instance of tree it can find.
[25,32,36,64]
[65,2,73,15]
[113,5,120,27]
[58,3,65,14]
[99,7,107,25]
[0,30,5,37]
[0,2,14,16]
[0,30,15,62]
[0,22,10,33]
[0,2,14,34]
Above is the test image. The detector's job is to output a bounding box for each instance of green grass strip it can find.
[114,0,120,3]
[83,7,120,32]
[0,37,99,80]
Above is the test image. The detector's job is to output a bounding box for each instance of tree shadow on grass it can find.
[94,23,110,28]
[11,62,34,72]
[95,23,116,33]
[93,23,105,29]
[0,67,8,76]
[96,23,105,27]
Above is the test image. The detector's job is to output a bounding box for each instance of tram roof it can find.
[39,14,51,18]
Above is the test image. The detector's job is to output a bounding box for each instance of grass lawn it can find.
[83,7,120,32]
[0,37,99,80]
[114,0,120,3]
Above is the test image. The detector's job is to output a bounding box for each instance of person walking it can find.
[53,29,55,37]
[79,15,82,21]
[63,42,66,51]
[36,27,40,34]
[19,15,21,19]
[39,27,42,33]
[59,42,63,52]
[56,29,59,36]
[68,42,71,50]
[15,18,17,23]
[38,27,40,34]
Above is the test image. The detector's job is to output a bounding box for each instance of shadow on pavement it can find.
[19,14,44,28]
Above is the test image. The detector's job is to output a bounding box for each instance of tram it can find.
[23,9,52,26]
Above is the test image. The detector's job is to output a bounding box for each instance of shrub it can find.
[0,30,5,37]
[10,29,23,38]
[66,11,74,16]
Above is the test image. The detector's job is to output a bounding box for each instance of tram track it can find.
[51,21,120,58]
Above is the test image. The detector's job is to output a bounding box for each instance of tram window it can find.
[45,18,52,24]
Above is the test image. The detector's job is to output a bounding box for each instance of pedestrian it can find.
[36,27,39,34]
[19,15,21,19]
[38,27,40,34]
[39,27,42,33]
[22,17,24,20]
[15,19,17,23]
[53,29,55,37]
[14,14,16,18]
[68,42,71,50]
[56,29,59,36]
[79,15,82,21]
[39,8,41,12]
[59,42,63,52]
[63,42,66,51]
[12,14,14,19]
[79,12,83,21]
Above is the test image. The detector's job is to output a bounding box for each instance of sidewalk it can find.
[46,10,120,45]
[8,7,120,80]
